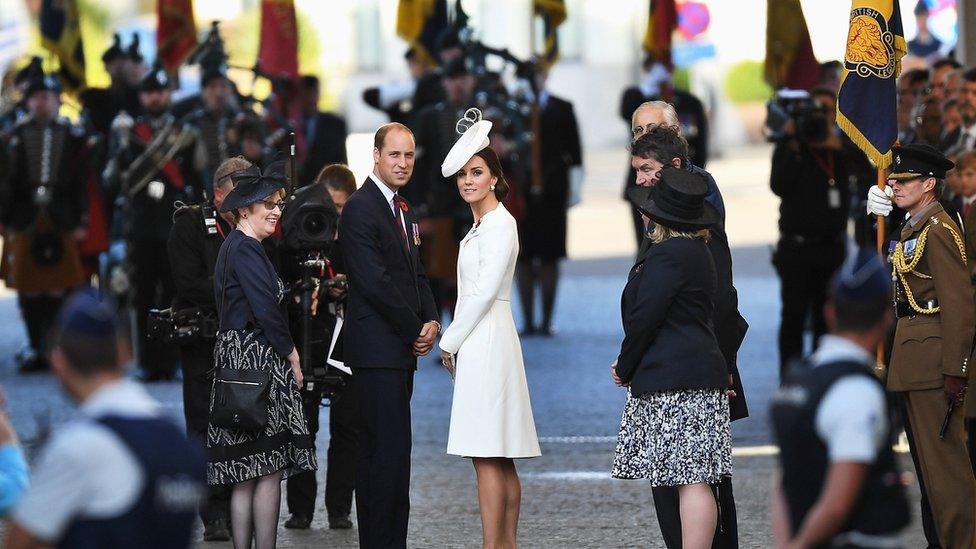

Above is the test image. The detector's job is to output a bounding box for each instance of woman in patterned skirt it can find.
[610,168,732,548]
[209,162,316,549]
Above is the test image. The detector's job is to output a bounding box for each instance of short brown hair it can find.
[631,125,689,168]
[470,147,509,201]
[374,122,414,151]
[957,150,976,171]
[214,156,252,190]
[315,164,357,196]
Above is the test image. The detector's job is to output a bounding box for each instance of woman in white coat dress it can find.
[439,109,541,549]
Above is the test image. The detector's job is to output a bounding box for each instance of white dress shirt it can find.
[372,171,408,237]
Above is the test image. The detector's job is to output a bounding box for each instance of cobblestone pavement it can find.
[0,146,928,547]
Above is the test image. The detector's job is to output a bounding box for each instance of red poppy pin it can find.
[397,200,409,213]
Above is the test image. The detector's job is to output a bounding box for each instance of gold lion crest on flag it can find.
[844,7,896,79]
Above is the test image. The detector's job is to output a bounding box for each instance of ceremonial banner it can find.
[40,0,86,91]
[837,0,906,169]
[396,0,449,68]
[764,0,819,90]
[534,0,567,68]
[258,0,299,78]
[643,0,677,68]
[157,0,197,74]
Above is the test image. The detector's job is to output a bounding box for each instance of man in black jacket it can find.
[769,89,851,376]
[298,76,348,187]
[166,156,251,542]
[340,123,439,548]
[629,127,748,549]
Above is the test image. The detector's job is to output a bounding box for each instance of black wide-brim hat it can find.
[218,161,288,213]
[626,167,719,232]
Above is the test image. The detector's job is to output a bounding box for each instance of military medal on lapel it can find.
[904,238,918,258]
[412,223,421,246]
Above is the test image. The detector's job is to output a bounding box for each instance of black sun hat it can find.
[218,161,288,213]
[626,167,719,232]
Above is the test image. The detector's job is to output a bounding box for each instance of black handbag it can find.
[211,367,270,431]
[210,248,271,431]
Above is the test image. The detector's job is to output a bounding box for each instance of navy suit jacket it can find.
[340,177,438,370]
[617,236,728,396]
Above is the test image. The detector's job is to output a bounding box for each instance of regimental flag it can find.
[40,0,86,92]
[643,0,677,69]
[764,0,820,90]
[534,0,567,69]
[258,0,299,79]
[837,0,906,169]
[396,0,449,68]
[157,0,198,74]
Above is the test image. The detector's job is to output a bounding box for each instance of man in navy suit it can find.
[339,122,439,548]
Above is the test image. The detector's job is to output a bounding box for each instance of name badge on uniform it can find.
[412,223,421,246]
[904,238,918,257]
[147,180,166,201]
[828,187,841,209]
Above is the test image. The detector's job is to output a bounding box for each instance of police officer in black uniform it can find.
[104,64,206,380]
[166,156,251,541]
[771,248,910,546]
[770,88,854,376]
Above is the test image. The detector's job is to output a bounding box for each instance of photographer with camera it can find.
[165,155,251,542]
[281,164,358,531]
[769,88,855,377]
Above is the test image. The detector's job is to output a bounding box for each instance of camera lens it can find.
[302,212,327,239]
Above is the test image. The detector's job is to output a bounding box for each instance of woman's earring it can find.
[490,184,496,191]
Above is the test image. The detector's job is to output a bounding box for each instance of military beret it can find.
[889,143,955,181]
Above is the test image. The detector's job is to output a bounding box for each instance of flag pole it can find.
[876,166,886,368]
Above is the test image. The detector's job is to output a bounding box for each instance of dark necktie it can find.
[393,195,409,252]
[965,202,973,220]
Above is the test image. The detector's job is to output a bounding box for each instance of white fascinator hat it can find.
[441,107,493,178]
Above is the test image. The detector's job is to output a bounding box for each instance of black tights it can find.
[516,258,560,331]
[230,471,283,549]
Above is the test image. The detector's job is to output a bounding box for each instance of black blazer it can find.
[299,112,348,186]
[340,178,438,370]
[214,229,295,359]
[617,236,728,395]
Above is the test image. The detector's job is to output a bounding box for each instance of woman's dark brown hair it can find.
[470,146,509,201]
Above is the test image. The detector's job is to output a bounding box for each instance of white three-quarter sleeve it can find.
[439,217,516,354]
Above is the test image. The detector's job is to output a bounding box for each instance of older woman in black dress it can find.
[208,162,316,549]
[610,168,732,549]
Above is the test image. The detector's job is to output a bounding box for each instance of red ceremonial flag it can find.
[157,0,198,74]
[258,0,299,78]
[643,0,678,69]
[764,0,820,90]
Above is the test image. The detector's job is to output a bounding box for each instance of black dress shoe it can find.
[328,515,353,530]
[284,513,312,529]
[202,520,231,541]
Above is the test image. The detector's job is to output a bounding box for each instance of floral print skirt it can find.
[206,329,317,485]
[612,388,732,487]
